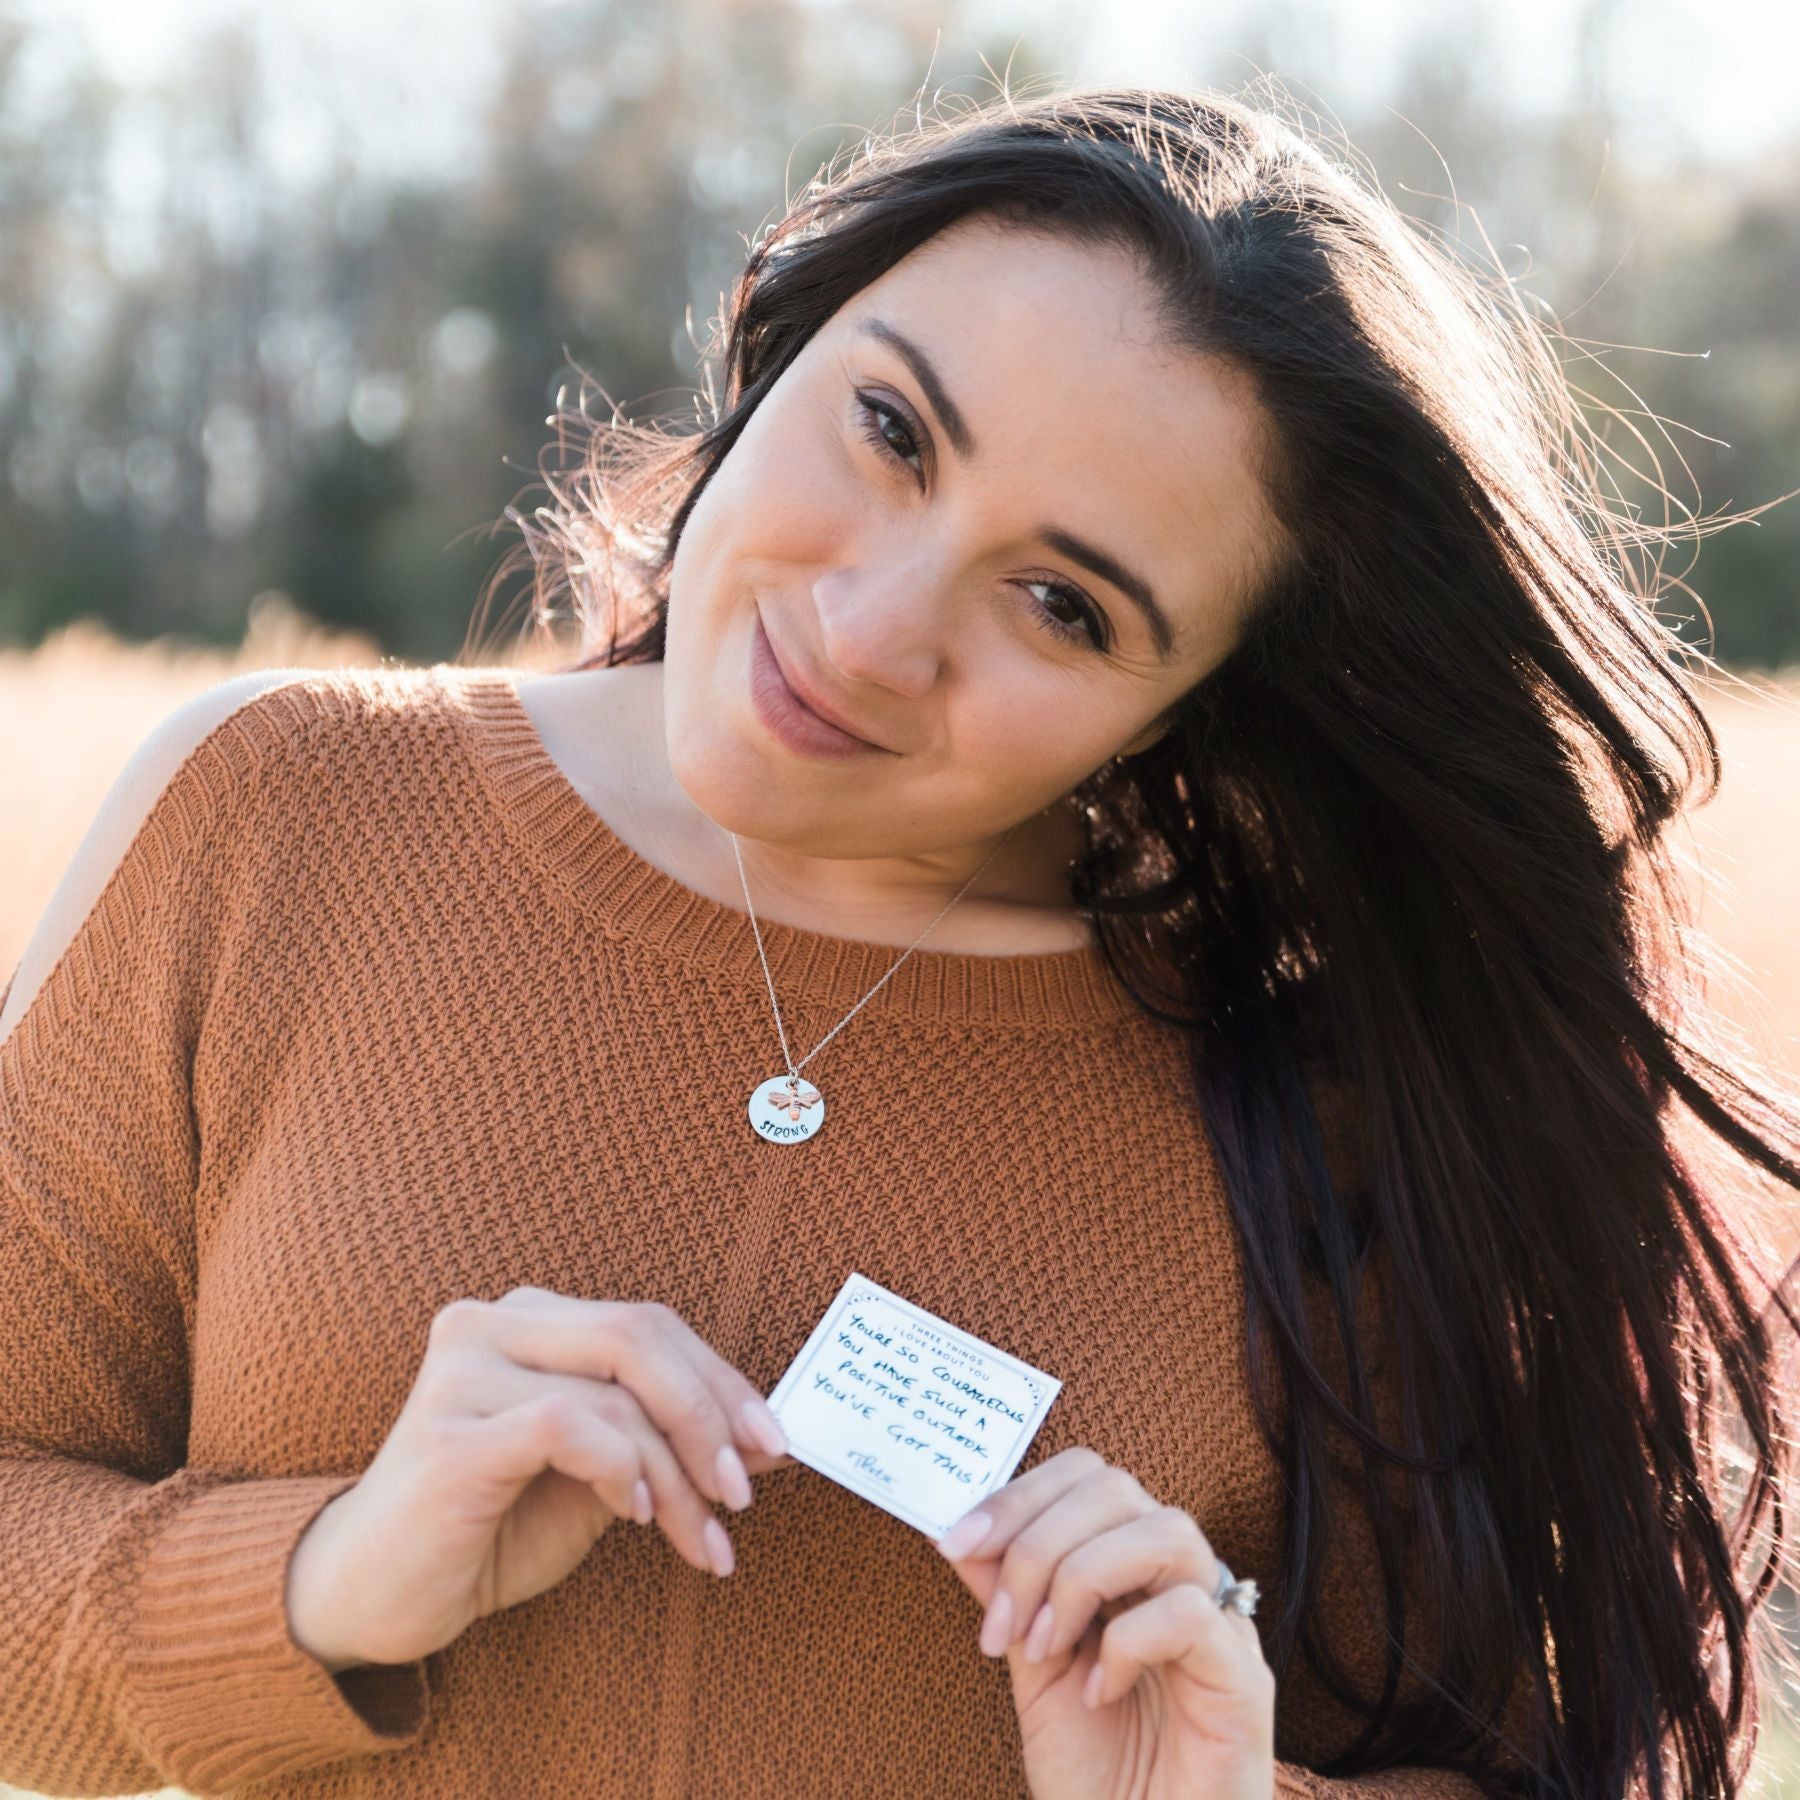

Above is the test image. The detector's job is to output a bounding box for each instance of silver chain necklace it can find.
[730,822,1022,1144]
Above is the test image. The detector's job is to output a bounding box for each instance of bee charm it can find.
[748,1072,826,1144]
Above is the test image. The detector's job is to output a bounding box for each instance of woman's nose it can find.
[811,562,949,699]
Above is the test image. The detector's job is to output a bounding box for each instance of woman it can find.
[2,84,1796,1799]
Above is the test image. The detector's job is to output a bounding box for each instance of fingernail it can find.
[715,1444,753,1511]
[979,1587,1013,1657]
[741,1398,788,1458]
[631,1478,654,1525]
[702,1516,736,1577]
[1083,1662,1105,1708]
[938,1510,992,1560]
[1023,1601,1054,1665]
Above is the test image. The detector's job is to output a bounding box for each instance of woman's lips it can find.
[749,611,889,760]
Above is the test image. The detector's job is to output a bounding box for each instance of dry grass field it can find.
[1,608,1797,1794]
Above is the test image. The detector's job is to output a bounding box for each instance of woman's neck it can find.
[518,661,1097,955]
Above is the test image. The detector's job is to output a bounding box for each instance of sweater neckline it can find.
[441,664,1140,1028]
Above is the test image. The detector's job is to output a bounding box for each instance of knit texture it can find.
[0,664,1520,1798]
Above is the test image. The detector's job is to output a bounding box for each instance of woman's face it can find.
[662,214,1280,883]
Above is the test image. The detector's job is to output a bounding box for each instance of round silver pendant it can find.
[748,1072,825,1144]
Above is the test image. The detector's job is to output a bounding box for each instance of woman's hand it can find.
[936,1446,1276,1800]
[286,1287,794,1673]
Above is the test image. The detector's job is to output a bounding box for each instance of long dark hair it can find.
[468,82,1800,1796]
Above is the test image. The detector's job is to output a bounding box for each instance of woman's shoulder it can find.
[0,667,323,1051]
[0,663,467,1057]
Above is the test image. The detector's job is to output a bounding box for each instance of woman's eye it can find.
[853,388,1109,654]
[854,391,922,473]
[1019,578,1110,652]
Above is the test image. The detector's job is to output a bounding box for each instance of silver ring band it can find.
[1210,1556,1260,1618]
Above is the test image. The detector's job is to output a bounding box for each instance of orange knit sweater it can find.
[0,665,1518,1798]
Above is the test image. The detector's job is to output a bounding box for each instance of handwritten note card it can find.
[765,1271,1062,1542]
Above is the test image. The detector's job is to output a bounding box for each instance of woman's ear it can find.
[1118,711,1176,759]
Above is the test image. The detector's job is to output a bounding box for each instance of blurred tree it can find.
[0,0,1792,666]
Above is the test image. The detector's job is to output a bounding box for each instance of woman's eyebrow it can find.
[857,316,978,457]
[854,314,1178,663]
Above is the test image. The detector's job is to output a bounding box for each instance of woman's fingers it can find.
[483,1290,786,1506]
[447,1346,745,1577]
[940,1451,1169,1658]
[592,1382,739,1575]
[1087,1581,1274,1714]
[938,1445,1108,1562]
[457,1396,722,1579]
[472,1392,640,1519]
[1026,1506,1222,1668]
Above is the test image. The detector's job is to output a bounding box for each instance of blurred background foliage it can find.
[0,0,1794,669]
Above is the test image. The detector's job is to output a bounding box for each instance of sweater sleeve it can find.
[0,691,432,1797]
